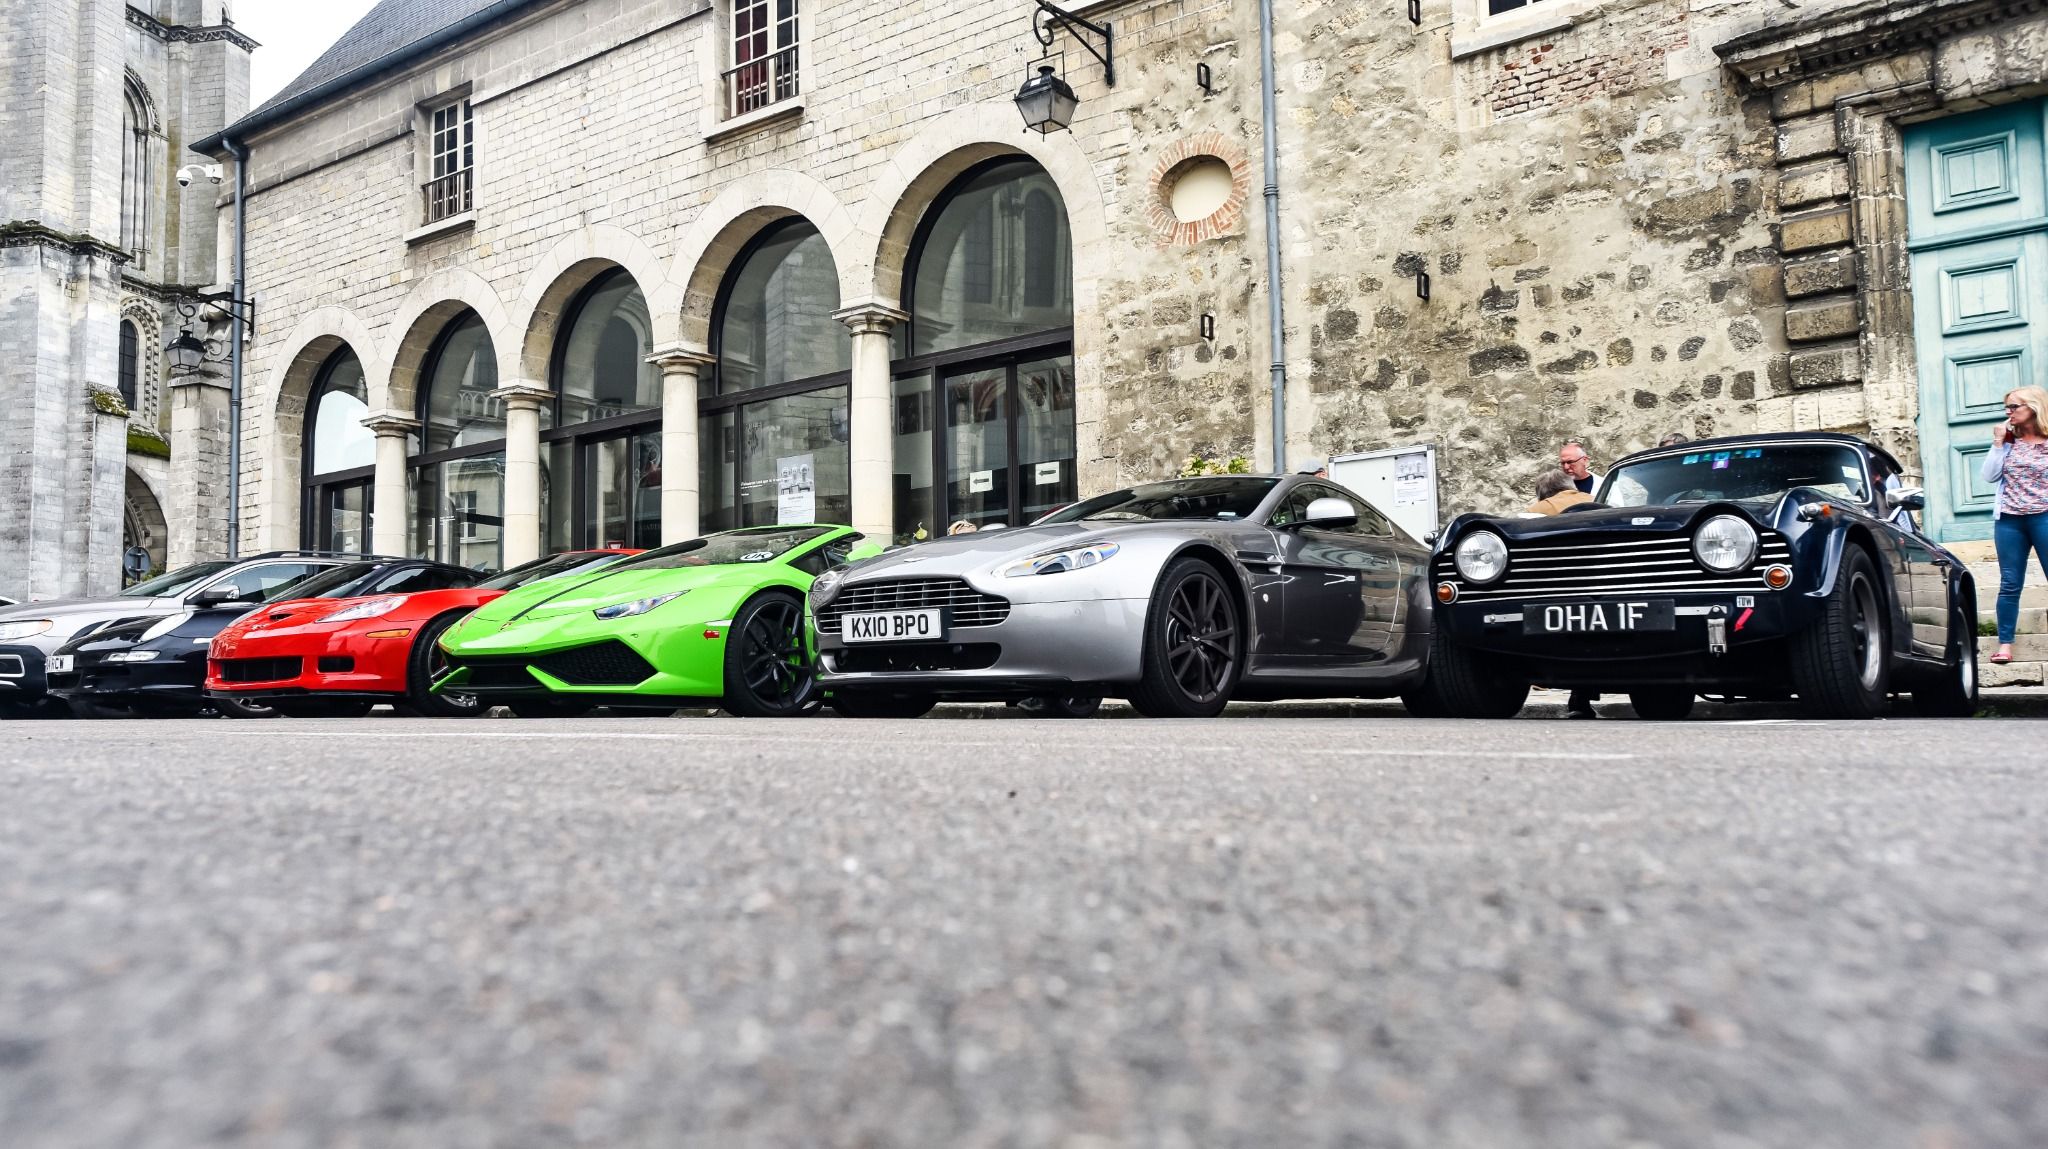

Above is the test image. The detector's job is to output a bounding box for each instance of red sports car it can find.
[206,549,637,717]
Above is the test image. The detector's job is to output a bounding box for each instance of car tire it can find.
[1018,694,1103,718]
[829,690,937,719]
[1628,688,1696,721]
[722,591,819,718]
[1405,624,1529,719]
[1128,558,1245,719]
[406,613,485,718]
[211,695,277,719]
[269,697,376,719]
[1911,603,1979,718]
[505,698,596,719]
[1789,545,1891,719]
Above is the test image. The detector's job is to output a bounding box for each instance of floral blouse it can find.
[1989,439,2048,516]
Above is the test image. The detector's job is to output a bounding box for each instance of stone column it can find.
[83,391,131,597]
[833,301,908,540]
[362,410,419,557]
[647,344,714,545]
[491,383,554,565]
[167,373,232,567]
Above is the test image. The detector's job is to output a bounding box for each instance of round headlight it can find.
[1453,531,1509,584]
[1693,515,1758,573]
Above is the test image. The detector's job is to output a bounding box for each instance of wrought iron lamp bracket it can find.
[1032,0,1114,86]
[175,289,256,336]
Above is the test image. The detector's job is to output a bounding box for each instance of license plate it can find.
[1524,600,1675,634]
[842,609,945,644]
[47,654,73,673]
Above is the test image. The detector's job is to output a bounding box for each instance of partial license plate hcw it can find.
[1524,600,1675,634]
[46,654,73,673]
[841,609,945,644]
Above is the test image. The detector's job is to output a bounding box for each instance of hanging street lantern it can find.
[1015,66,1080,135]
[167,327,208,377]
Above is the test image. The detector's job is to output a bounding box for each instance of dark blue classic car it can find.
[1416,433,1978,720]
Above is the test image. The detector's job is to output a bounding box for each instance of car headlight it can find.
[104,650,161,663]
[0,619,52,642]
[1693,515,1758,573]
[809,569,846,609]
[1452,531,1509,584]
[592,590,685,621]
[326,596,406,623]
[1002,542,1120,577]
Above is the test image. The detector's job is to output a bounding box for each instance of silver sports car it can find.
[811,475,1436,717]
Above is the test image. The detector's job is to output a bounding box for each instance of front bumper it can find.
[47,652,208,707]
[207,625,412,699]
[1441,592,1812,689]
[434,618,728,702]
[816,597,1149,699]
[0,643,50,700]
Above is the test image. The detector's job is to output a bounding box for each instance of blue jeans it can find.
[1993,511,2048,643]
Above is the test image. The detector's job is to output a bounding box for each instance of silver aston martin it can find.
[811,475,1436,718]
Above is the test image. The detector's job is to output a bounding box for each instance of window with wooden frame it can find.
[724,0,800,119]
[423,100,473,224]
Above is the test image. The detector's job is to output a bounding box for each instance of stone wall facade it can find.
[201,0,2048,563]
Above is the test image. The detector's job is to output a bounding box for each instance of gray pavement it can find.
[3,714,2045,1149]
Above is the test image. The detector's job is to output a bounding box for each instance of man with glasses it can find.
[1558,441,1602,495]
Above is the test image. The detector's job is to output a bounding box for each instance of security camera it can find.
[177,168,194,188]
[175,164,225,189]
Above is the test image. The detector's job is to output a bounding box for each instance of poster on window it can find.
[777,453,816,524]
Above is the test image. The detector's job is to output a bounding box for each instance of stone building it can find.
[0,0,253,599]
[190,0,2048,578]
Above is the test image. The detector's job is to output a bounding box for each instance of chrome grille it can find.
[816,578,1012,634]
[1436,531,1792,603]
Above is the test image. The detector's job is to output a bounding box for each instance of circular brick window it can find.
[1148,134,1250,246]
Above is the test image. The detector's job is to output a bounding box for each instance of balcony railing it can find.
[422,168,473,225]
[722,45,800,119]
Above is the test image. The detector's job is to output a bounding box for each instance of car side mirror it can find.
[1302,497,1358,530]
[189,586,244,608]
[1885,485,1926,512]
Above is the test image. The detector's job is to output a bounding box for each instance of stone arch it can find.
[122,68,161,134]
[381,268,512,418]
[849,102,1109,307]
[123,466,169,578]
[507,225,677,384]
[262,306,384,550]
[668,169,860,346]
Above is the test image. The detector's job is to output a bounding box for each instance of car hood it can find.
[842,522,1175,581]
[467,562,777,625]
[62,606,256,654]
[0,596,180,633]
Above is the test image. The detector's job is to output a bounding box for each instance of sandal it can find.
[1990,647,2014,664]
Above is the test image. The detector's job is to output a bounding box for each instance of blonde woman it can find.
[1982,385,2048,663]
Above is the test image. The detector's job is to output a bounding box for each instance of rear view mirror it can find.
[189,586,244,608]
[1303,497,1358,529]
[1886,485,1926,512]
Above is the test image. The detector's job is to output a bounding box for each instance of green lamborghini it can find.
[434,525,881,717]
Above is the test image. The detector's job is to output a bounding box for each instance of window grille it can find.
[422,101,473,224]
[723,0,800,118]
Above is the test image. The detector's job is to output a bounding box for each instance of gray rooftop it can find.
[253,0,508,115]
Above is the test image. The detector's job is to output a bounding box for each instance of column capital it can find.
[647,342,715,370]
[360,409,421,437]
[832,300,909,336]
[490,382,556,411]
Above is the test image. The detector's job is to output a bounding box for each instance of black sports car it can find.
[47,558,482,718]
[1422,433,1978,720]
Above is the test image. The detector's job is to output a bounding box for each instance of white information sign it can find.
[1034,461,1061,486]
[776,453,816,524]
[1328,444,1440,543]
[969,469,994,493]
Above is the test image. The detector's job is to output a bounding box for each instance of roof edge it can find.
[191,0,551,158]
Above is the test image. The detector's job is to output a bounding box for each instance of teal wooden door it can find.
[1906,101,2048,542]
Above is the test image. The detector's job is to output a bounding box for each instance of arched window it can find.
[118,321,140,410]
[120,81,151,265]
[412,312,504,567]
[701,218,851,532]
[302,347,374,554]
[886,158,1075,541]
[545,269,661,551]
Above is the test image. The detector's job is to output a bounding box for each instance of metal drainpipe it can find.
[1257,0,1288,473]
[224,138,248,559]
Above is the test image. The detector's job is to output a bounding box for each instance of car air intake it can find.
[317,656,354,673]
[530,640,657,686]
[217,657,302,683]
[826,643,1001,674]
[817,579,1011,634]
[443,659,540,690]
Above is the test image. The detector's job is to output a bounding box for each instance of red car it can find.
[206,549,637,718]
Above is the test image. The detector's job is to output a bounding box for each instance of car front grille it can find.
[216,657,303,684]
[1435,531,1793,603]
[825,643,1002,674]
[445,659,540,690]
[816,578,1012,634]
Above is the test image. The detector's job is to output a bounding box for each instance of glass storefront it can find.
[546,269,660,552]
[303,347,376,554]
[411,311,506,568]
[413,452,505,569]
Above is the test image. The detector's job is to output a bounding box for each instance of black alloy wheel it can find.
[1628,687,1696,721]
[722,592,818,718]
[1130,559,1243,718]
[1789,546,1890,719]
[406,614,485,718]
[1402,624,1530,719]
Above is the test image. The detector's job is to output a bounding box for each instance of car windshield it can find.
[269,562,383,601]
[118,561,236,598]
[1038,478,1280,523]
[479,552,626,590]
[1601,443,1870,507]
[622,528,831,570]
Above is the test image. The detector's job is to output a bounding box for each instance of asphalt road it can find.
[3,714,2045,1149]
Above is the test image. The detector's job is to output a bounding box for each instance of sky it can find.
[238,0,383,107]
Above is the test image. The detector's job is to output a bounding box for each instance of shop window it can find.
[546,269,662,551]
[413,312,505,566]
[303,347,375,555]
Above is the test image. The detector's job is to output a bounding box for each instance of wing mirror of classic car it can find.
[188,585,248,608]
[1885,485,1927,512]
[1298,497,1360,530]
